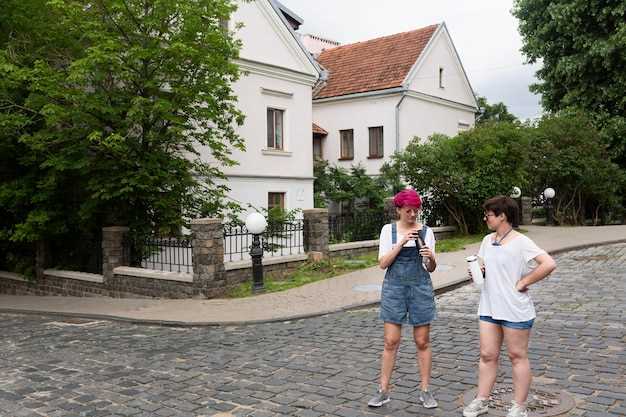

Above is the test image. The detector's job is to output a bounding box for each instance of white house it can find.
[312,23,478,176]
[199,0,321,214]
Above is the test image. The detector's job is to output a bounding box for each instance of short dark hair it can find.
[483,195,519,227]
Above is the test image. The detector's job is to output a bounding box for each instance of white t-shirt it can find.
[477,233,546,322]
[378,223,436,261]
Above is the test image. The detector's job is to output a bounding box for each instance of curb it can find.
[2,239,625,327]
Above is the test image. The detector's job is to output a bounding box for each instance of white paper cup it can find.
[466,255,484,288]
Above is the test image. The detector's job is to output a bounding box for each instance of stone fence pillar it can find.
[303,209,329,261]
[102,226,129,281]
[520,197,532,225]
[190,218,224,298]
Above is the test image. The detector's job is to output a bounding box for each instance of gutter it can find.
[395,89,408,153]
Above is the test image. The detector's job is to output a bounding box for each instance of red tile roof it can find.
[314,24,439,99]
[312,123,328,135]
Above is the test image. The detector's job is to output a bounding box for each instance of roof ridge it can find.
[321,23,439,54]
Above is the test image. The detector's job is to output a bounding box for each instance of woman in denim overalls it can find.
[368,189,438,409]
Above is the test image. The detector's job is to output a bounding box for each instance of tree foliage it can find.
[391,123,531,234]
[528,112,625,225]
[476,95,518,124]
[313,160,395,212]
[513,0,626,164]
[0,0,244,271]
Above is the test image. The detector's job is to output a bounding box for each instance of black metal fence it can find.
[128,236,193,273]
[328,211,388,243]
[223,220,304,262]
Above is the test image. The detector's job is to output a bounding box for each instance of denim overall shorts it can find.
[379,223,437,326]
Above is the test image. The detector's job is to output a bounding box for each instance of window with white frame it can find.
[267,108,284,150]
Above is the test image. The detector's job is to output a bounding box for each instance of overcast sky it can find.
[280,0,543,120]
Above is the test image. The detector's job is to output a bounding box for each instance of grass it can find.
[225,251,379,298]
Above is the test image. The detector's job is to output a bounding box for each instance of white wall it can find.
[408,27,477,109]
[400,95,476,145]
[221,176,313,216]
[196,0,318,214]
[231,1,313,75]
[312,95,398,176]
[220,72,315,179]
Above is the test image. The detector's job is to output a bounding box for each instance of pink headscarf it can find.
[393,189,422,209]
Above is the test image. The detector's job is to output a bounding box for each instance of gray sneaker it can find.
[463,398,489,417]
[506,400,528,417]
[419,389,438,408]
[367,388,390,407]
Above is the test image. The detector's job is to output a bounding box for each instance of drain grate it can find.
[463,384,575,416]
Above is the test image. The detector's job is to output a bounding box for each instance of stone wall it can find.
[0,217,458,299]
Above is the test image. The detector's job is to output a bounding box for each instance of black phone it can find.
[412,231,425,249]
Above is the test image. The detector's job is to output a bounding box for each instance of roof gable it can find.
[406,23,478,109]
[314,25,438,99]
[233,0,319,77]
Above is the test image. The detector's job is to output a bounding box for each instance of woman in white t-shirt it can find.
[463,196,556,417]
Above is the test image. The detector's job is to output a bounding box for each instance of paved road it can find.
[1,244,625,417]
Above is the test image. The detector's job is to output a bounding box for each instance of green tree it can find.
[391,123,532,234]
[476,95,518,124]
[0,0,244,271]
[513,0,626,165]
[313,161,390,211]
[528,112,625,225]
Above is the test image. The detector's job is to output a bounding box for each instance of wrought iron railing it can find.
[328,211,388,243]
[129,236,193,273]
[223,220,304,262]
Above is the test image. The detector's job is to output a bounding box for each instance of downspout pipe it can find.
[395,89,408,153]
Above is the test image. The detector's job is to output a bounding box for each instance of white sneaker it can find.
[463,398,489,417]
[506,400,528,417]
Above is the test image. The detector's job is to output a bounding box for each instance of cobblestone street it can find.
[1,243,624,417]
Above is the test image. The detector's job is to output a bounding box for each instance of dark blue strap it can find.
[391,222,397,245]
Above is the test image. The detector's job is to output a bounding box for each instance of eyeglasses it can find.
[483,213,497,220]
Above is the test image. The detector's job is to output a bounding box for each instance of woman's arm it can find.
[516,253,556,292]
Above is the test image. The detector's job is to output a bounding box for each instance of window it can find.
[313,137,323,160]
[268,192,285,210]
[439,67,444,88]
[267,108,284,150]
[339,129,354,160]
[368,126,384,158]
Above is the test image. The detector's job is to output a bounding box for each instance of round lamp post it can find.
[510,187,522,228]
[245,212,267,293]
[543,187,556,226]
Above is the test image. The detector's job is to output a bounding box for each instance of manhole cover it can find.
[352,284,382,293]
[462,384,575,416]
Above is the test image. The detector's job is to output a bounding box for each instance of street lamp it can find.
[245,212,267,293]
[510,187,522,227]
[543,187,556,226]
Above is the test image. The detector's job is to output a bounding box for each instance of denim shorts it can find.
[479,315,534,330]
[380,279,436,326]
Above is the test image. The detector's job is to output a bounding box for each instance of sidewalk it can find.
[1,225,625,326]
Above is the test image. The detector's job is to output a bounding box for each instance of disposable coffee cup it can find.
[466,255,484,288]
